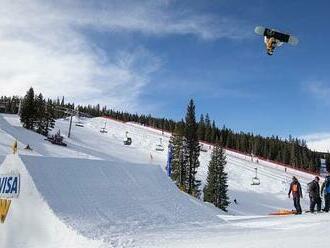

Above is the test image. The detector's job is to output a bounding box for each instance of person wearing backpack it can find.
[321,175,330,212]
[308,176,322,213]
[288,176,303,214]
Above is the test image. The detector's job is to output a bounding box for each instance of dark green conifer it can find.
[204,142,229,211]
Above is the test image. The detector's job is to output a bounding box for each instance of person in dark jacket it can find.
[308,176,321,213]
[321,175,330,212]
[288,176,303,214]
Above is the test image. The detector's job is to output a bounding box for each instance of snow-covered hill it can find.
[0,114,329,248]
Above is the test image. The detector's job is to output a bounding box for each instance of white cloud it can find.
[56,0,248,40]
[0,0,246,111]
[304,81,330,105]
[301,133,330,153]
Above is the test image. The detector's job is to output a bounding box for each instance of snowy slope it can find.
[199,150,314,215]
[132,213,330,248]
[20,155,223,244]
[1,113,329,248]
[0,114,96,159]
[0,114,317,215]
[54,116,315,214]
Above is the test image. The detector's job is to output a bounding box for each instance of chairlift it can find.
[155,138,164,151]
[75,121,84,127]
[124,137,132,145]
[251,167,260,185]
[100,128,107,133]
[100,121,108,133]
[124,131,132,145]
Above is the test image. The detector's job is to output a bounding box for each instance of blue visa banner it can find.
[0,173,20,198]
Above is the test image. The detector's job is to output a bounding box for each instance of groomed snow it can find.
[20,155,224,243]
[0,155,102,248]
[1,113,330,248]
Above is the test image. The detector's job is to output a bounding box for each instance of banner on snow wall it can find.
[320,159,328,177]
[0,173,20,223]
[0,173,20,198]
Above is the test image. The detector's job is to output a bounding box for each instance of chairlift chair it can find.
[100,121,108,133]
[251,167,260,185]
[124,131,132,145]
[124,137,132,145]
[155,138,164,151]
[252,177,260,185]
[100,128,108,133]
[75,122,84,127]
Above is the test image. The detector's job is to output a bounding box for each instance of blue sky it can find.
[1,0,330,139]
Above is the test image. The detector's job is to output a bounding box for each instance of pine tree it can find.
[197,114,205,141]
[19,88,55,136]
[203,142,229,211]
[42,100,56,136]
[204,113,212,142]
[184,99,201,197]
[169,121,187,190]
[211,120,217,143]
[290,142,297,167]
[170,135,188,191]
[35,93,46,134]
[20,87,36,130]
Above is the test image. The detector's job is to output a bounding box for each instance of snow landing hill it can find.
[0,114,330,248]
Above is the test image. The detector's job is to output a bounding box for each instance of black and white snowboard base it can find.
[255,26,299,46]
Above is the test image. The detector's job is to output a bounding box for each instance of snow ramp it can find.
[2,155,223,246]
[0,155,102,248]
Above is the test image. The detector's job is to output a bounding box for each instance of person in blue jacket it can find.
[321,175,330,212]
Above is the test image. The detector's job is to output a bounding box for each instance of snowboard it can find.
[255,26,299,46]
[304,210,328,214]
[269,209,297,216]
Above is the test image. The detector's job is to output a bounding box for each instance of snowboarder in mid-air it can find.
[255,26,299,55]
[308,176,322,213]
[288,176,303,214]
[321,175,330,212]
[264,36,283,55]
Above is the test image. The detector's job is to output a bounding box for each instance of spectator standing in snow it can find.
[321,175,330,212]
[288,176,303,214]
[308,176,321,213]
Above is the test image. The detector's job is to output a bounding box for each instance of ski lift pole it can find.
[68,115,73,138]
